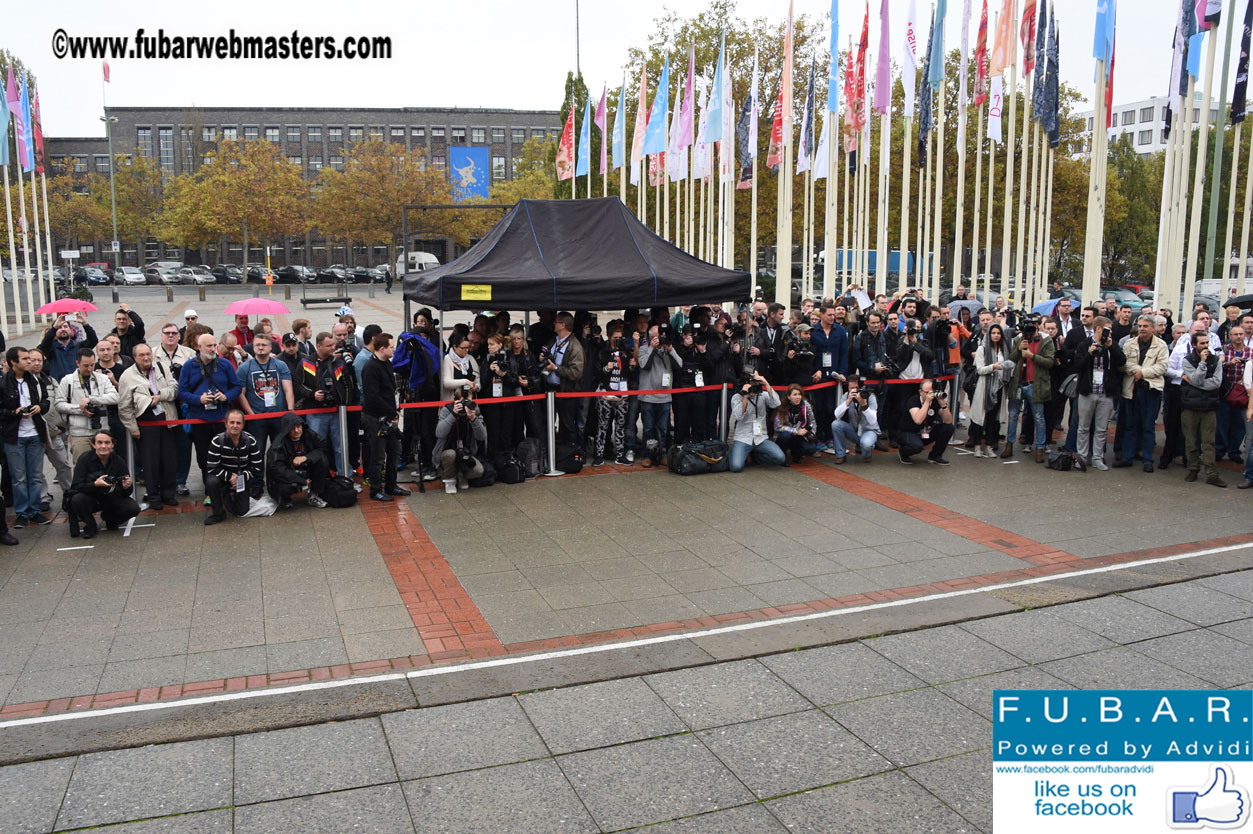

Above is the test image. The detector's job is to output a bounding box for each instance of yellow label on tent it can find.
[461,284,492,301]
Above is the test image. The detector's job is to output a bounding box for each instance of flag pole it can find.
[859,137,869,288]
[41,170,54,323]
[931,79,946,300]
[1184,21,1222,316]
[900,114,913,298]
[984,111,997,304]
[843,141,852,291]
[922,126,934,298]
[688,148,694,253]
[1025,122,1043,307]
[1081,59,1109,307]
[1,165,15,340]
[15,159,34,332]
[1204,8,1238,286]
[751,146,759,283]
[824,115,837,300]
[28,167,48,322]
[875,107,890,300]
[1168,77,1197,308]
[971,101,985,299]
[1000,62,1017,303]
[1014,76,1035,308]
[1238,125,1253,295]
[1220,127,1243,298]
[1042,146,1055,291]
[1153,114,1178,298]
[728,130,738,273]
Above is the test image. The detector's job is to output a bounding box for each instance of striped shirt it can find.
[207,430,264,485]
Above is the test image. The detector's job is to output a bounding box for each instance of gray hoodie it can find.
[636,343,683,404]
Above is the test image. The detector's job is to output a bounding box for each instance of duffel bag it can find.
[467,456,497,487]
[493,452,526,484]
[555,442,584,474]
[669,440,730,475]
[323,475,359,508]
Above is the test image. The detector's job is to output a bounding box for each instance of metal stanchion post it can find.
[337,406,350,476]
[128,438,145,511]
[719,383,729,442]
[544,391,562,476]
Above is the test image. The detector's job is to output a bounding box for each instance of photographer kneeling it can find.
[897,378,955,465]
[727,370,786,472]
[67,430,140,539]
[433,385,488,494]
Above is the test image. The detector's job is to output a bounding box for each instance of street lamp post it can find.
[101,114,120,273]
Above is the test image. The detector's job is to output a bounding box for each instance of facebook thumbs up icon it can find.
[1170,766,1249,829]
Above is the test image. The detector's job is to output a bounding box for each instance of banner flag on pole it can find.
[766,85,784,171]
[0,71,9,167]
[642,56,670,155]
[667,74,684,182]
[929,0,949,90]
[1197,0,1223,30]
[595,86,607,174]
[829,0,841,112]
[736,95,754,188]
[1032,0,1050,118]
[575,101,592,178]
[679,42,695,147]
[974,0,990,103]
[959,0,972,114]
[1094,0,1117,65]
[797,59,817,174]
[989,74,1005,143]
[1021,0,1038,75]
[749,47,760,155]
[1233,0,1253,123]
[855,3,870,128]
[630,67,648,185]
[1189,30,1207,77]
[874,0,891,114]
[991,0,1017,75]
[702,35,726,145]
[918,9,936,156]
[1171,0,1199,115]
[813,111,831,180]
[1045,13,1061,145]
[31,89,45,175]
[17,74,34,174]
[843,37,858,152]
[102,60,110,82]
[695,76,712,180]
[556,106,576,181]
[903,0,920,115]
[613,76,627,171]
[1104,39,1117,128]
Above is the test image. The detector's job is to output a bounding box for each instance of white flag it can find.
[748,47,760,157]
[813,112,831,180]
[903,0,920,116]
[957,0,971,147]
[987,75,1004,144]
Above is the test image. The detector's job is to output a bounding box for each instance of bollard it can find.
[165,287,173,303]
[337,406,350,476]
[252,286,260,298]
[543,391,563,476]
[368,281,376,299]
[719,383,729,442]
[284,285,291,300]
[111,287,119,305]
[198,286,206,302]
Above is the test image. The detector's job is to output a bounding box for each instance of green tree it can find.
[194,140,310,262]
[110,154,165,267]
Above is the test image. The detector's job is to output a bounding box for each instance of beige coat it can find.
[117,362,179,435]
[1120,335,1170,398]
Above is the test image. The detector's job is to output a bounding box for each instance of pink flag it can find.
[556,106,575,181]
[678,42,695,147]
[874,0,891,114]
[103,60,110,83]
[630,66,648,185]
[594,86,607,174]
[6,70,29,173]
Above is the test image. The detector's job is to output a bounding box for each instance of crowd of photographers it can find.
[0,283,1245,543]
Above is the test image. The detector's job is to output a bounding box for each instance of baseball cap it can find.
[184,309,198,319]
[336,305,354,317]
[282,332,298,345]
[795,323,812,332]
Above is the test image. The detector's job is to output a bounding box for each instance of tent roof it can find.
[404,197,752,310]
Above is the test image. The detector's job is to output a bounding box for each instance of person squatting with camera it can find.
[434,384,487,493]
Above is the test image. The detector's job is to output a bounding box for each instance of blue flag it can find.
[828,0,840,113]
[642,56,670,155]
[919,9,936,160]
[576,102,592,178]
[928,0,948,91]
[1033,0,1050,120]
[1045,14,1061,146]
[613,76,627,170]
[705,35,725,144]
[1188,30,1206,77]
[0,77,8,168]
[1093,0,1116,65]
[19,75,34,173]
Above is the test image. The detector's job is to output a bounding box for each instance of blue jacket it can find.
[178,357,242,422]
[39,324,98,381]
[809,322,849,380]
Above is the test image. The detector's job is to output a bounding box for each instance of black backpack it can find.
[323,475,359,508]
[515,438,542,479]
[555,442,584,474]
[668,441,730,475]
[493,451,526,484]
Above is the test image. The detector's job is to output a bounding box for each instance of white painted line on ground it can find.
[1003,460,1020,465]
[55,546,94,552]
[123,522,155,538]
[3,539,1251,730]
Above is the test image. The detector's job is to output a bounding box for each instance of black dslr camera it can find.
[738,373,764,396]
[459,384,477,416]
[656,323,671,347]
[88,403,108,430]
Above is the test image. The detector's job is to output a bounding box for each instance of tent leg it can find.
[719,383,729,443]
[544,391,563,476]
[337,406,350,477]
[404,298,411,328]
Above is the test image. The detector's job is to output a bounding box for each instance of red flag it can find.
[555,106,575,181]
[766,88,784,170]
[1021,0,1038,75]
[843,40,858,151]
[974,0,990,104]
[1104,38,1117,128]
[32,90,45,174]
[853,4,870,131]
[102,60,110,83]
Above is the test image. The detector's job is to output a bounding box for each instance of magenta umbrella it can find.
[36,298,98,315]
[223,298,291,316]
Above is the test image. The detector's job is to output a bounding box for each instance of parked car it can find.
[116,266,146,286]
[186,266,215,285]
[351,267,383,284]
[245,263,272,283]
[1099,286,1152,311]
[317,265,350,284]
[157,267,184,286]
[149,260,184,272]
[75,267,111,286]
[274,265,317,284]
[211,265,243,284]
[84,261,111,272]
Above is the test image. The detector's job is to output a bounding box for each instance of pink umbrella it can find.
[223,298,291,316]
[36,298,98,315]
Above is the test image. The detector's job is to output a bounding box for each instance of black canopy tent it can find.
[403,197,752,312]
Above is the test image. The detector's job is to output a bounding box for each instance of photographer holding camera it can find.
[750,303,788,384]
[727,370,786,471]
[66,430,139,539]
[1007,315,1057,462]
[1,347,51,527]
[433,384,488,493]
[592,322,633,465]
[672,322,704,445]
[897,378,955,465]
[361,332,410,502]
[203,409,264,526]
[1180,329,1226,486]
[698,316,739,441]
[831,375,881,463]
[57,347,120,461]
[296,332,355,471]
[636,323,683,467]
[267,413,331,509]
[810,304,850,451]
[1119,314,1170,471]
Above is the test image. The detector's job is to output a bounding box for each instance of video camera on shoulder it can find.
[1019,314,1042,340]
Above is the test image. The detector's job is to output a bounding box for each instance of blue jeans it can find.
[5,436,44,518]
[1121,387,1162,465]
[728,439,786,472]
[1008,383,1047,448]
[1062,397,1079,452]
[1245,416,1253,483]
[639,401,670,459]
[1217,401,1246,460]
[306,411,343,472]
[831,420,877,460]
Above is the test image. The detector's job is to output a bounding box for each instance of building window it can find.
[222,126,238,141]
[288,155,302,166]
[431,154,445,170]
[244,126,259,140]
[181,127,194,171]
[1138,130,1152,145]
[287,126,301,142]
[550,128,561,139]
[369,126,383,140]
[265,126,280,143]
[471,127,486,144]
[532,128,546,140]
[328,126,342,142]
[329,155,343,170]
[308,125,322,141]
[202,156,213,166]
[202,126,216,142]
[492,156,506,180]
[309,155,323,170]
[512,157,522,176]
[391,126,405,140]
[492,128,505,143]
[73,155,88,173]
[158,128,174,172]
[431,127,446,139]
[348,125,364,142]
[137,127,153,158]
[452,127,466,143]
[1087,117,1093,131]
[95,155,109,173]
[1140,107,1154,122]
[411,126,425,139]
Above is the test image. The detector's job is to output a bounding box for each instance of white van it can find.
[396,251,440,276]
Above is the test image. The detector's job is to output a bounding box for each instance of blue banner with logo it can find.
[449,147,490,201]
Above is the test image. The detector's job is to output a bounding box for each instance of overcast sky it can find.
[10,0,1214,137]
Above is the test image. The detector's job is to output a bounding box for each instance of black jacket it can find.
[267,413,330,493]
[1073,338,1126,399]
[109,311,146,359]
[277,352,313,407]
[857,329,892,380]
[0,371,50,444]
[360,354,398,419]
[895,337,936,379]
[70,449,132,498]
[1181,352,1223,411]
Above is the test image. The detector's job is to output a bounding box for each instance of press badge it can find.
[661,372,671,388]
[752,421,763,437]
[694,372,704,387]
[822,354,832,368]
[263,391,276,408]
[921,423,931,440]
[1092,369,1104,387]
[616,380,629,392]
[492,381,503,398]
